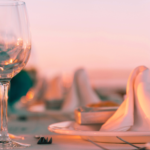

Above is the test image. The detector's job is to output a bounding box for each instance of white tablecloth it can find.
[8,110,145,150]
[16,134,145,150]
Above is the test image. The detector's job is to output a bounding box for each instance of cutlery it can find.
[117,136,146,150]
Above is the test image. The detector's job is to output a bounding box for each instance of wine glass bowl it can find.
[0,0,31,149]
[0,0,31,80]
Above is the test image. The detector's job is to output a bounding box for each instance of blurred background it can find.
[25,0,150,87]
[8,0,150,109]
[5,0,150,137]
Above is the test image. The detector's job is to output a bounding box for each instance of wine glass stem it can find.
[0,81,9,136]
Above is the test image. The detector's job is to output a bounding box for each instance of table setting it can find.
[47,66,150,149]
[5,65,150,150]
[0,0,150,150]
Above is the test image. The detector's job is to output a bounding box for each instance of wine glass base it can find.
[0,140,30,149]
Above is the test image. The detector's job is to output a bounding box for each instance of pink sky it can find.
[24,0,150,78]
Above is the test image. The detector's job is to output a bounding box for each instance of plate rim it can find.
[48,121,150,136]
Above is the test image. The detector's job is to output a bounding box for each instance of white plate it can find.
[48,121,150,143]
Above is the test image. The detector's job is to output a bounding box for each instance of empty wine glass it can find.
[0,0,31,149]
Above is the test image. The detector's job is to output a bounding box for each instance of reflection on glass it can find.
[0,0,31,149]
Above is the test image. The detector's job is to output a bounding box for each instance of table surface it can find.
[8,109,145,150]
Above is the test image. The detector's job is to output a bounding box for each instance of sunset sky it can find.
[24,0,150,79]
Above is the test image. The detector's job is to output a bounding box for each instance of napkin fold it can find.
[100,66,150,132]
[61,69,101,111]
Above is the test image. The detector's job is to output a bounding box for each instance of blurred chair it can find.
[8,70,34,105]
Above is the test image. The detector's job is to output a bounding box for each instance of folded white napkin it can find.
[100,66,150,132]
[44,76,63,100]
[61,69,101,111]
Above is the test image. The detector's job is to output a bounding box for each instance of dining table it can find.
[7,108,146,150]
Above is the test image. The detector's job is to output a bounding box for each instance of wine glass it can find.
[0,0,31,149]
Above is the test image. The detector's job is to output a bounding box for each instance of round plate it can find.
[48,121,150,143]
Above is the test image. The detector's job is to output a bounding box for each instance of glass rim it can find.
[0,0,25,6]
